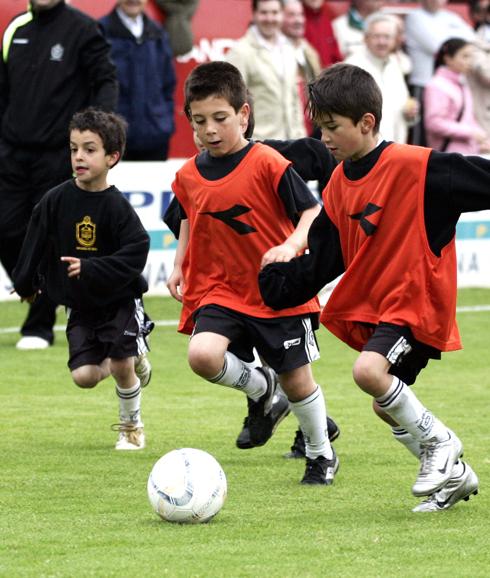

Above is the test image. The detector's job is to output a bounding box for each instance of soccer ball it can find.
[147,448,227,524]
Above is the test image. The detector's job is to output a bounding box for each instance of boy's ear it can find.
[360,113,377,134]
[107,151,121,167]
[239,102,251,134]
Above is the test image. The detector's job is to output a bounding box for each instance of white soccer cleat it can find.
[413,461,478,512]
[134,353,152,387]
[113,423,145,450]
[412,430,463,497]
[16,336,50,350]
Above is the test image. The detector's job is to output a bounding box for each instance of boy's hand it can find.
[167,267,184,302]
[261,242,298,269]
[10,288,38,303]
[61,256,81,278]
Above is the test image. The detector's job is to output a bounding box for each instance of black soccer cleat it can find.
[301,450,339,485]
[245,367,290,447]
[283,416,340,459]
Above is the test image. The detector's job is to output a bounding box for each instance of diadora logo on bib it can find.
[200,204,257,235]
[50,43,64,62]
[349,203,382,236]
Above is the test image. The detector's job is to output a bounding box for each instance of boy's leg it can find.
[133,299,154,388]
[71,359,111,389]
[189,332,287,446]
[281,364,338,485]
[353,348,463,497]
[111,356,145,451]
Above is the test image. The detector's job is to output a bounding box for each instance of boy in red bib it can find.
[167,61,337,485]
[260,63,487,511]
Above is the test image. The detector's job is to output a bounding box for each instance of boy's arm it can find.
[12,202,48,299]
[261,204,321,268]
[167,218,189,302]
[259,208,345,310]
[263,138,337,189]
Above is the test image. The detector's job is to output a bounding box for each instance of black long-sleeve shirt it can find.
[0,1,117,148]
[13,180,149,311]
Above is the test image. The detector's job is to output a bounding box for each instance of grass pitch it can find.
[1,290,489,578]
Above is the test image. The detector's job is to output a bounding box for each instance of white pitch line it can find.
[0,305,489,335]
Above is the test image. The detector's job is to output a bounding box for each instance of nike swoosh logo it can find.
[438,457,449,474]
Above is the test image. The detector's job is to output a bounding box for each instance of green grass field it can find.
[1,290,489,578]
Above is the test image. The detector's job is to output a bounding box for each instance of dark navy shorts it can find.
[193,304,320,374]
[362,322,441,385]
[66,298,153,370]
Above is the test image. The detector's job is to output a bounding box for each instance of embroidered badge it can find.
[50,43,64,62]
[76,216,97,251]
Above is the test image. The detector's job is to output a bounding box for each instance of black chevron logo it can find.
[201,204,257,235]
[349,202,382,236]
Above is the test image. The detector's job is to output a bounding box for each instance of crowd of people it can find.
[1,0,489,512]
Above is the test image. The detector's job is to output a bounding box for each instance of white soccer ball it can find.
[147,448,227,524]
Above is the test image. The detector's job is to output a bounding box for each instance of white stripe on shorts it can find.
[302,317,320,363]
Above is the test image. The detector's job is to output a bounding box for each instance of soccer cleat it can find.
[412,461,479,512]
[247,367,289,447]
[301,449,339,485]
[412,430,463,497]
[16,336,50,350]
[283,416,340,459]
[113,422,145,450]
[236,392,292,449]
[134,353,152,388]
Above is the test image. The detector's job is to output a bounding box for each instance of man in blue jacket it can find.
[99,0,177,161]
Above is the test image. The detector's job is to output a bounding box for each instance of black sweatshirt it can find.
[13,180,149,311]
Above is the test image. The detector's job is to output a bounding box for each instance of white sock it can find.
[290,385,333,460]
[376,377,448,443]
[391,426,420,459]
[116,380,142,425]
[209,351,267,401]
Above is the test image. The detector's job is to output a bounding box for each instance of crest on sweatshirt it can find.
[76,216,97,251]
[50,43,64,62]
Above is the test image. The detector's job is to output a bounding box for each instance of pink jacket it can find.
[424,66,484,154]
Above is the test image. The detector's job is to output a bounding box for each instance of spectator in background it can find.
[346,13,419,143]
[424,38,490,154]
[332,0,384,58]
[404,0,475,145]
[469,0,490,43]
[226,0,306,140]
[0,0,117,350]
[282,0,322,135]
[99,0,176,161]
[301,0,342,68]
[467,2,490,134]
[154,0,199,57]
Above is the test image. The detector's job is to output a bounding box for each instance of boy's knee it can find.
[352,355,382,392]
[188,346,221,378]
[71,369,98,389]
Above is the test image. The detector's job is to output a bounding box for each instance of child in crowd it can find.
[167,61,337,485]
[424,37,490,154]
[13,108,153,451]
[260,63,486,511]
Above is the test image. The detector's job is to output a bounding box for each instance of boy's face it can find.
[70,129,119,191]
[189,96,249,158]
[317,113,376,161]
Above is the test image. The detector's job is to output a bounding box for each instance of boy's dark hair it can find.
[308,63,382,133]
[184,61,248,120]
[252,0,284,10]
[434,37,471,70]
[69,107,127,162]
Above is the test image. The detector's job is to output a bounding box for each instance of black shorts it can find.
[66,298,153,370]
[362,322,441,385]
[193,304,320,374]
